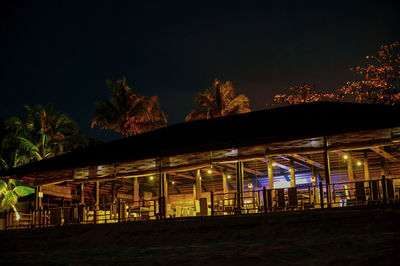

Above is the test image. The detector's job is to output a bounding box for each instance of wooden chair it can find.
[369,180,380,204]
[175,206,182,217]
[276,189,285,211]
[355,182,366,205]
[266,189,273,211]
[386,179,395,202]
[199,198,208,216]
[288,187,298,210]
[50,209,62,225]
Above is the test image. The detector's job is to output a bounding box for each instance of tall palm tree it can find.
[91,77,167,137]
[185,78,251,121]
[1,104,88,168]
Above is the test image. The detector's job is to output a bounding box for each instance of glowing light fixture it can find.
[150,176,154,180]
[227,175,231,179]
[357,161,362,166]
[199,177,202,180]
[272,162,277,167]
[207,169,212,174]
[172,181,175,184]
[248,183,253,189]
[343,155,348,160]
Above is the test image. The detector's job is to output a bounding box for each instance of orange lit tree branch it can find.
[336,42,400,105]
[273,84,336,105]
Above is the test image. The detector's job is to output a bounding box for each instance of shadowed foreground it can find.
[1,208,400,265]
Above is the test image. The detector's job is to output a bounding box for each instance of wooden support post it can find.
[364,151,370,182]
[267,158,274,190]
[80,183,85,205]
[382,175,387,204]
[311,167,318,204]
[95,182,99,224]
[133,177,140,204]
[222,168,228,195]
[323,138,332,207]
[347,154,355,183]
[262,187,267,213]
[236,161,244,208]
[319,181,324,209]
[196,169,202,200]
[158,172,168,204]
[164,174,168,204]
[95,182,100,208]
[290,158,296,187]
[211,191,214,216]
[193,183,196,204]
[34,186,42,210]
[380,158,386,177]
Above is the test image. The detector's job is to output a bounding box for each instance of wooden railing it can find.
[1,175,399,230]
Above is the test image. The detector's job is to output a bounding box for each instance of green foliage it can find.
[0,179,35,212]
[13,186,35,197]
[186,78,251,121]
[92,76,167,137]
[0,104,89,170]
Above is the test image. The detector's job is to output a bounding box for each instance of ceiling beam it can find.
[291,154,324,169]
[223,162,266,176]
[257,158,290,171]
[169,172,195,180]
[371,147,400,162]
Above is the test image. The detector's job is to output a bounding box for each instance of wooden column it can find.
[94,181,100,224]
[290,158,296,187]
[195,169,202,200]
[95,182,100,208]
[222,168,228,195]
[133,177,140,203]
[159,173,168,202]
[311,166,319,204]
[80,183,85,205]
[347,154,355,183]
[112,181,116,204]
[380,158,386,177]
[364,151,370,181]
[112,181,116,217]
[236,161,244,207]
[193,183,197,204]
[323,138,332,206]
[34,186,42,210]
[267,158,274,190]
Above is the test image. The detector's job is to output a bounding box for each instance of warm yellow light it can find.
[199,177,202,180]
[172,181,175,184]
[150,176,154,180]
[272,162,277,167]
[357,161,362,166]
[227,175,231,179]
[207,169,212,174]
[12,205,20,221]
[343,155,348,160]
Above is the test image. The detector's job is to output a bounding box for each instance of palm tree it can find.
[91,77,167,137]
[2,104,88,168]
[185,78,251,121]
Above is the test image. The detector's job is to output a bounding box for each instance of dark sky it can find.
[1,0,399,141]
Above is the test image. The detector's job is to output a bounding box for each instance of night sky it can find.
[1,0,399,141]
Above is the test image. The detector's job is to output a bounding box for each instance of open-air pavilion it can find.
[1,102,400,229]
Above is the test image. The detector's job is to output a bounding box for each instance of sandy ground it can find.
[1,207,400,265]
